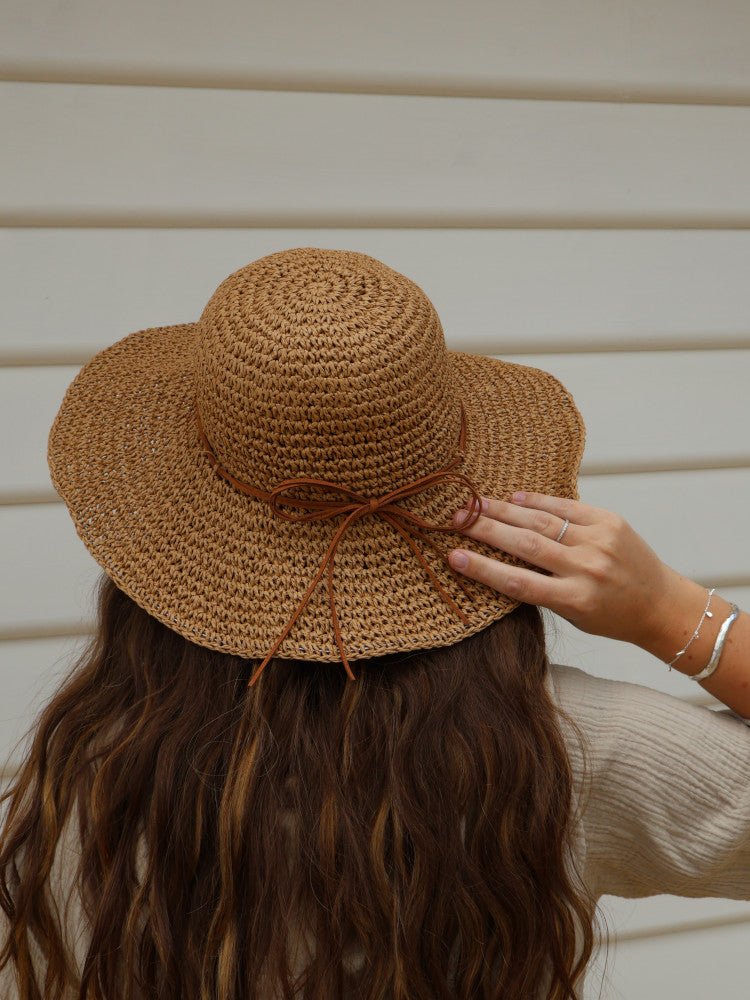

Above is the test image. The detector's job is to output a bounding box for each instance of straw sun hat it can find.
[48,247,585,684]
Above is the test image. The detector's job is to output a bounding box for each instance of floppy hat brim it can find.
[48,323,585,663]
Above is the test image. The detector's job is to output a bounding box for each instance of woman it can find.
[1,247,748,1000]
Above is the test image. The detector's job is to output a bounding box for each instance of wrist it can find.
[635,569,728,675]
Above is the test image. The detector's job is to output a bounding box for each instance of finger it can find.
[448,548,571,612]
[453,514,574,575]
[507,491,604,526]
[458,497,574,542]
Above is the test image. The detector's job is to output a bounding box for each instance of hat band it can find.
[196,403,485,686]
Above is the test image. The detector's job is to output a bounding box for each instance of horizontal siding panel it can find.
[587,919,750,1000]
[0,504,101,631]
[579,468,750,582]
[0,635,85,771]
[3,229,750,359]
[508,351,750,473]
[4,352,748,494]
[1,468,748,632]
[599,893,750,942]
[4,0,750,102]
[4,83,750,224]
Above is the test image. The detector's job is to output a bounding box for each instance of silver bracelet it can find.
[689,603,741,683]
[668,588,715,670]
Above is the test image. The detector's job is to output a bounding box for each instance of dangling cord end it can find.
[329,557,357,680]
[248,620,297,686]
[248,655,271,688]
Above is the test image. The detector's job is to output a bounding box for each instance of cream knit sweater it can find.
[549,663,750,903]
[2,663,750,996]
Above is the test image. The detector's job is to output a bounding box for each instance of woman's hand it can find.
[448,491,750,718]
[448,491,676,649]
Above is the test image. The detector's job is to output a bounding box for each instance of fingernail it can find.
[449,550,469,570]
[511,491,527,503]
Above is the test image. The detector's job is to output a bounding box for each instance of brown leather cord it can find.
[196,402,484,686]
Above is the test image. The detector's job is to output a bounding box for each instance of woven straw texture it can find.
[48,247,586,664]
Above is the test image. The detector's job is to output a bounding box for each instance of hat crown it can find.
[195,248,462,496]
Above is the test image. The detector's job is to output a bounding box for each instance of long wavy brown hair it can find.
[1,571,601,1000]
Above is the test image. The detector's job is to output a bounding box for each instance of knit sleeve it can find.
[549,663,750,901]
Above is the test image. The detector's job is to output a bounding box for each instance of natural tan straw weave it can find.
[48,247,586,682]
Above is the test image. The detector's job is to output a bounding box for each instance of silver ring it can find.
[554,518,570,543]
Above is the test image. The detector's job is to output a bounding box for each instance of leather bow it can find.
[196,403,483,686]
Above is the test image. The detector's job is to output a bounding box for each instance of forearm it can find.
[638,569,750,718]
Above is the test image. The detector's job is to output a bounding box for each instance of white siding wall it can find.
[2,2,750,996]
